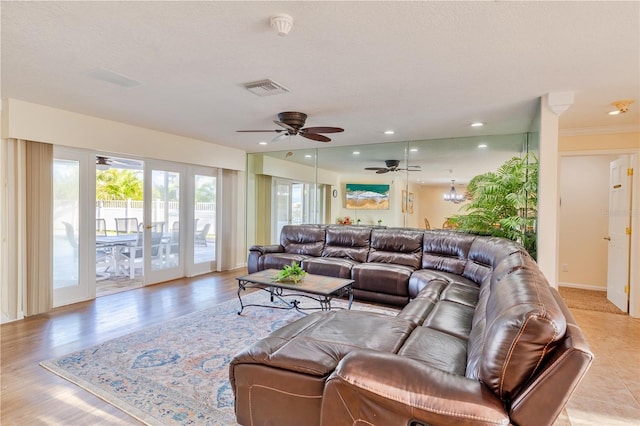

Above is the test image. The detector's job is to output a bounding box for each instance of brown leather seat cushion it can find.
[231,310,412,377]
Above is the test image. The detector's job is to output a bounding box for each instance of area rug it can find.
[40,291,398,425]
[558,286,626,315]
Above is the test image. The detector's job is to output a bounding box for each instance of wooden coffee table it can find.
[236,269,354,315]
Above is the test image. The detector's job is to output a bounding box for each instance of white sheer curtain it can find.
[0,138,52,322]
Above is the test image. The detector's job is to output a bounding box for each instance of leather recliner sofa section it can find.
[233,225,593,426]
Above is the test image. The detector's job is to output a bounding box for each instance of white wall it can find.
[416,184,470,230]
[537,95,561,287]
[559,155,618,289]
[2,98,246,171]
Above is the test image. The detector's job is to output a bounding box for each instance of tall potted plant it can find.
[449,154,538,259]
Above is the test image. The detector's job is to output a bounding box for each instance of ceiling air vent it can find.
[243,79,290,97]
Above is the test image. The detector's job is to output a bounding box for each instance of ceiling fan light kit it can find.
[96,156,110,170]
[271,13,293,36]
[609,99,634,115]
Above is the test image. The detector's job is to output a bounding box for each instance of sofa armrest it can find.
[249,244,284,254]
[322,349,509,426]
[247,244,284,273]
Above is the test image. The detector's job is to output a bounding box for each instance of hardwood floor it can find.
[2,270,639,425]
[1,269,246,425]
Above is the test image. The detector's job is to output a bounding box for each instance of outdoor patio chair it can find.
[115,217,139,235]
[194,223,211,247]
[96,218,108,236]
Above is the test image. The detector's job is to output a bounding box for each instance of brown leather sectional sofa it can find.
[232,224,593,426]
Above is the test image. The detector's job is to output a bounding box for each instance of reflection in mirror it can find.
[247,133,532,246]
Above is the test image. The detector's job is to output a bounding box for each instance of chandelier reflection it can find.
[444,180,464,203]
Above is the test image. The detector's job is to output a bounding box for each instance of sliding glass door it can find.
[53,148,92,306]
[143,160,184,284]
[188,166,218,276]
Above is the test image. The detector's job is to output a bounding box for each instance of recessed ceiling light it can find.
[608,110,621,116]
[470,122,484,127]
[304,154,312,158]
[258,141,268,145]
[384,130,395,135]
[478,144,487,148]
[352,151,360,155]
[409,148,418,152]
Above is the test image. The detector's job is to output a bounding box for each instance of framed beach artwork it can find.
[345,184,390,210]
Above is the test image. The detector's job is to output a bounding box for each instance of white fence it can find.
[96,200,215,235]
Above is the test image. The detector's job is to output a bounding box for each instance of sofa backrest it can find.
[421,231,476,275]
[462,236,526,284]
[367,228,423,269]
[465,253,567,403]
[322,226,371,263]
[280,224,326,256]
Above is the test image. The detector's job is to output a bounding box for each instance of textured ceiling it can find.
[2,1,639,166]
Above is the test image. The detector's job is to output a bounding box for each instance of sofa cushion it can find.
[322,226,371,262]
[421,231,476,274]
[409,269,478,299]
[230,310,414,378]
[462,237,525,284]
[351,262,414,297]
[397,327,468,375]
[367,228,423,269]
[280,224,326,256]
[303,257,359,279]
[422,301,476,340]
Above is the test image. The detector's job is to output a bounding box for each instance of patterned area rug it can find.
[40,291,398,425]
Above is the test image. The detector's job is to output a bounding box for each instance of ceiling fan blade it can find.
[271,132,291,143]
[237,130,282,133]
[301,133,331,142]
[376,169,390,174]
[364,167,386,170]
[301,126,344,134]
[274,121,297,133]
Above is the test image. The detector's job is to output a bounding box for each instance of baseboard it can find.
[558,282,607,292]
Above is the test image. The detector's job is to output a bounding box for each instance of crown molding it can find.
[559,124,640,137]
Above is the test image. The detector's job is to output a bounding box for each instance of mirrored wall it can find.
[247,133,537,246]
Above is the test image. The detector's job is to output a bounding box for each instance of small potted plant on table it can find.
[272,262,307,284]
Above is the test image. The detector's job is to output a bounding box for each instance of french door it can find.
[52,150,221,306]
[143,161,184,284]
[52,148,93,306]
[187,166,218,276]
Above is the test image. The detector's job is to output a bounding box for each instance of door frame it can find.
[559,148,639,318]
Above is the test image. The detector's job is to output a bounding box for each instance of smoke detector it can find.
[271,13,293,36]
[243,79,290,97]
[609,99,634,115]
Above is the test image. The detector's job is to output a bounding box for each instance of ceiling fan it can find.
[96,156,143,170]
[237,111,344,142]
[364,160,421,174]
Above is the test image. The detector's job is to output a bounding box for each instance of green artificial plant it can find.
[449,154,538,259]
[272,261,307,284]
